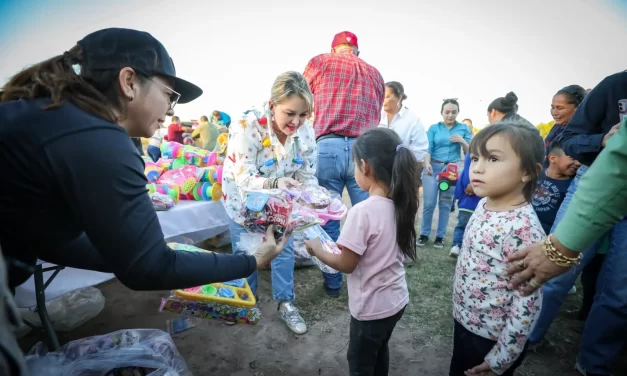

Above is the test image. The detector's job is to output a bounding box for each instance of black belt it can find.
[316,133,355,142]
[431,159,451,164]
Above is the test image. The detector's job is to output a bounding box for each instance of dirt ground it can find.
[18,191,626,375]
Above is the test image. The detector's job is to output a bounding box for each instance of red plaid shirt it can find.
[303,52,385,139]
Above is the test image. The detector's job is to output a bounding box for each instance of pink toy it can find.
[160,141,184,159]
[158,165,200,194]
[146,183,180,204]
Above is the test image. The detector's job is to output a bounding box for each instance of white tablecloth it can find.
[14,201,230,308]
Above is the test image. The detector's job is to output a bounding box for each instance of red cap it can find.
[331,31,358,49]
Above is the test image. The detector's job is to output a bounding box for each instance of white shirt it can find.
[378,107,428,162]
[221,105,318,224]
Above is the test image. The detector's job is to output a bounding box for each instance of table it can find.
[14,200,230,349]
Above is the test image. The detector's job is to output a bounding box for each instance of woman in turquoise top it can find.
[417,99,472,248]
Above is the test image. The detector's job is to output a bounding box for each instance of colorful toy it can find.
[179,182,222,201]
[160,296,260,325]
[160,141,185,159]
[167,243,257,308]
[437,163,459,192]
[146,184,180,204]
[241,189,294,241]
[215,133,229,154]
[158,165,200,194]
[144,162,165,183]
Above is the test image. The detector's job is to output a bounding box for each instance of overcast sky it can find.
[1,0,626,127]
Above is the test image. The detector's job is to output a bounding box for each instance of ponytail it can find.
[352,128,419,261]
[390,145,418,261]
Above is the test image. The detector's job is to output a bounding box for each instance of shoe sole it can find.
[449,253,458,258]
[434,244,444,249]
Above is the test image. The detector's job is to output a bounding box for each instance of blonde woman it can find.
[222,71,317,334]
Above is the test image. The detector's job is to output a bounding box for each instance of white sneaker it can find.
[568,286,577,295]
[278,302,307,334]
[449,245,460,257]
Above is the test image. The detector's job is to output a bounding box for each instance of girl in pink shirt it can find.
[450,122,546,376]
[305,127,418,376]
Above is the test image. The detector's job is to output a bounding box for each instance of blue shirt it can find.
[454,153,482,212]
[559,71,627,166]
[532,170,572,234]
[219,111,232,126]
[427,121,472,163]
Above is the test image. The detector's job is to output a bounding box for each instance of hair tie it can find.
[396,144,406,153]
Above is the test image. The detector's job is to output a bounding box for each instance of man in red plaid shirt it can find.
[303,31,385,297]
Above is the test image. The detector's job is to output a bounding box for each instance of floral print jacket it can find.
[221,105,318,224]
[453,198,545,375]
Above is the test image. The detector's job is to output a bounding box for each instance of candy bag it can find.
[149,192,175,211]
[288,185,332,209]
[241,189,294,241]
[301,225,342,274]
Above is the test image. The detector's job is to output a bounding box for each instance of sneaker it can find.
[416,236,428,247]
[568,285,577,295]
[278,302,307,334]
[449,245,460,257]
[433,238,444,248]
[323,284,340,298]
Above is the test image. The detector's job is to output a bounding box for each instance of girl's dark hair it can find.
[470,122,544,202]
[0,45,149,123]
[441,98,459,113]
[172,116,180,122]
[555,85,586,106]
[487,91,518,115]
[352,128,418,261]
[385,81,408,101]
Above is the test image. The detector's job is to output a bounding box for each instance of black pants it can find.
[450,320,527,376]
[347,306,405,376]
[580,253,606,320]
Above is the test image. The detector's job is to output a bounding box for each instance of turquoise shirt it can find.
[427,122,472,162]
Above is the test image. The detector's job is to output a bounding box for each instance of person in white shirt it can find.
[379,81,428,169]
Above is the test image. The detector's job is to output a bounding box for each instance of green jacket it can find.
[554,120,627,252]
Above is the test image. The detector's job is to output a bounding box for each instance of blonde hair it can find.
[270,71,313,113]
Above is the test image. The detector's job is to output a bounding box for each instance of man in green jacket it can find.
[508,117,627,376]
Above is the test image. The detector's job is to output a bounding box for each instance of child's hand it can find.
[464,362,497,376]
[465,184,474,196]
[304,238,323,256]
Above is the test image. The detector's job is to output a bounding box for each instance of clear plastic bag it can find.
[301,225,342,274]
[236,232,266,256]
[25,329,191,376]
[21,287,105,332]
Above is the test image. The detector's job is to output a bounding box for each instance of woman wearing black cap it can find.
[0,28,288,291]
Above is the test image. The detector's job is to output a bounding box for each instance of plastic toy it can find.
[144,162,165,183]
[168,243,257,309]
[158,165,200,194]
[146,184,180,204]
[437,163,459,192]
[160,141,185,159]
[179,182,222,201]
[160,296,260,325]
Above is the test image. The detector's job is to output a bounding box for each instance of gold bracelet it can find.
[541,236,582,268]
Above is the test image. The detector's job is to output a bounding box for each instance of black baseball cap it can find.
[78,28,202,104]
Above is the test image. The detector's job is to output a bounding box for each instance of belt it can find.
[316,133,355,142]
[431,159,450,164]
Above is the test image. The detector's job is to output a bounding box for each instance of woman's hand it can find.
[253,226,292,269]
[464,361,497,376]
[277,178,301,189]
[504,235,572,296]
[304,238,323,257]
[450,135,465,144]
[424,164,434,176]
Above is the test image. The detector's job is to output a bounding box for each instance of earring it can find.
[128,95,134,101]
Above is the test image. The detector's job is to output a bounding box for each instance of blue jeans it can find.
[452,210,472,247]
[229,220,294,302]
[578,219,627,374]
[316,136,369,291]
[420,161,455,239]
[529,166,598,344]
